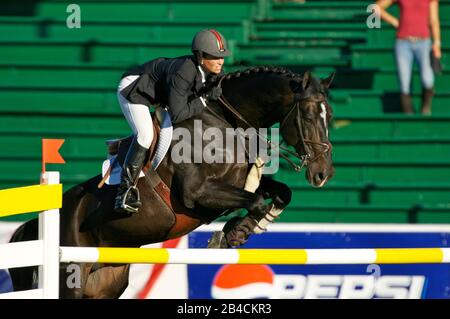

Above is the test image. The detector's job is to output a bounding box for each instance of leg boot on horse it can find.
[209,177,293,248]
[114,138,148,214]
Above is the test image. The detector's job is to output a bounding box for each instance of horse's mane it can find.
[208,66,303,85]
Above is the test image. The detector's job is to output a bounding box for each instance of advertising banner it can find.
[188,224,450,299]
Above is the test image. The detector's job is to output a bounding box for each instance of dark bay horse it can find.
[9,67,335,298]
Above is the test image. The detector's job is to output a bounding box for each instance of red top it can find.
[395,0,436,39]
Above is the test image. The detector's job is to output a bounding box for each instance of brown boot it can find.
[421,88,434,115]
[400,93,414,114]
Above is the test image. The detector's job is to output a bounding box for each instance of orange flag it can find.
[42,139,65,173]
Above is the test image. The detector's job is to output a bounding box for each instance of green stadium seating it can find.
[36,1,264,23]
[0,17,250,44]
[279,204,450,224]
[0,87,118,115]
[252,22,366,44]
[331,115,450,139]
[287,181,450,206]
[237,41,347,66]
[0,39,237,65]
[316,67,449,92]
[268,2,367,21]
[331,89,450,115]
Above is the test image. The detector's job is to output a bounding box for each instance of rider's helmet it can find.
[191,29,232,58]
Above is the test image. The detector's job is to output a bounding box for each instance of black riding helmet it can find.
[191,29,232,59]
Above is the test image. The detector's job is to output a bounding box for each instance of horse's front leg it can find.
[256,176,292,210]
[189,179,272,248]
[193,180,271,219]
[230,176,292,237]
[252,176,292,231]
[219,177,293,247]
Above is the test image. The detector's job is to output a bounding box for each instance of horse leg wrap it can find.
[207,231,229,249]
[251,204,284,234]
[223,216,257,247]
[223,204,284,247]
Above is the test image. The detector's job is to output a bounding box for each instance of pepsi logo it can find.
[210,265,426,299]
[211,264,275,299]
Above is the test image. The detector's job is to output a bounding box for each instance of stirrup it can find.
[120,185,141,213]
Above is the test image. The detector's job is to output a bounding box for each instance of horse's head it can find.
[280,71,335,188]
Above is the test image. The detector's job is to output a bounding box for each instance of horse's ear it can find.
[321,71,336,89]
[302,70,312,90]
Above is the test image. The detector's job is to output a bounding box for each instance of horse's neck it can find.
[223,89,275,129]
[205,100,237,128]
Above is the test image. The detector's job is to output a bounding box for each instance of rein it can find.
[210,76,330,172]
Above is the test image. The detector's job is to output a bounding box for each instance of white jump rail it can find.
[59,246,450,265]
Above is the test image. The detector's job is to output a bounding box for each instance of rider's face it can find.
[202,53,224,74]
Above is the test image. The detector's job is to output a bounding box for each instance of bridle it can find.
[211,77,331,172]
[279,96,331,170]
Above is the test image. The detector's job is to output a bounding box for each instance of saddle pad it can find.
[101,155,146,186]
[151,108,173,170]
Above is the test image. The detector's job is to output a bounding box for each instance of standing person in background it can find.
[376,0,441,115]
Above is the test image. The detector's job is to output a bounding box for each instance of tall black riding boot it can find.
[421,88,434,115]
[400,93,414,114]
[114,139,148,214]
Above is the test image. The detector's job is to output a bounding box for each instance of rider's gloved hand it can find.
[205,86,222,101]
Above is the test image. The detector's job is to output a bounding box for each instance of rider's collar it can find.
[198,65,206,83]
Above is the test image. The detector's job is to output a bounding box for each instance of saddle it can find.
[80,110,185,232]
[98,110,163,188]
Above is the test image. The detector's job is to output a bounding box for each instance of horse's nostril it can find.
[313,172,327,185]
[313,173,324,185]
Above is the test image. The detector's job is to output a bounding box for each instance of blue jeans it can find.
[395,38,434,94]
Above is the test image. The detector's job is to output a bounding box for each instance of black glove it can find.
[205,86,222,101]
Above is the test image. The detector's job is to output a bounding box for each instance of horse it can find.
[9,66,335,298]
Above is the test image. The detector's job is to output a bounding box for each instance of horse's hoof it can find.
[207,231,229,248]
[223,216,257,248]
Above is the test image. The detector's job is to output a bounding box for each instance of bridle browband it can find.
[208,76,330,172]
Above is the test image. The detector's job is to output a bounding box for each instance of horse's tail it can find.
[8,218,39,292]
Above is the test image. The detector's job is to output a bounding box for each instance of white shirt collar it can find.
[198,65,206,83]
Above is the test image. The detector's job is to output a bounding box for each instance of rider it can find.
[115,29,231,214]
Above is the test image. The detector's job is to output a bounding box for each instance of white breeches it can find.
[117,75,154,149]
